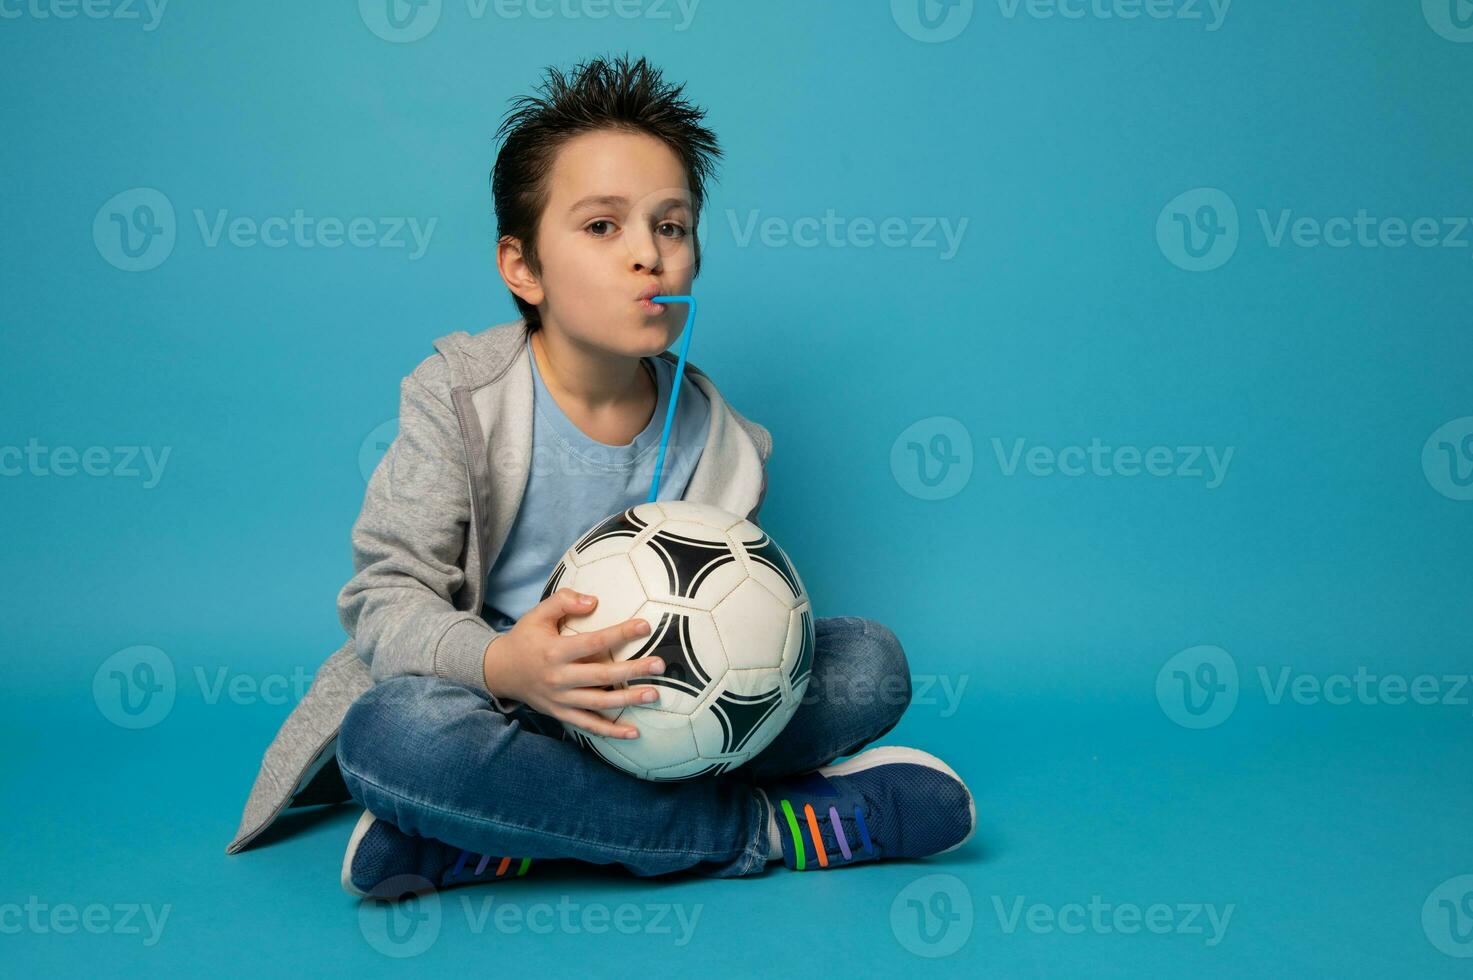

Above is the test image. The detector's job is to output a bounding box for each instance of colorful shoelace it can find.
[448,849,532,880]
[778,798,876,870]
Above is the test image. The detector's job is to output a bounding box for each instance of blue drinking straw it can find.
[645,295,696,504]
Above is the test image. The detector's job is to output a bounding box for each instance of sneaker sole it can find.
[341,808,379,898]
[816,746,977,855]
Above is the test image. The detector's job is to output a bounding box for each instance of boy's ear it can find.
[496,236,545,307]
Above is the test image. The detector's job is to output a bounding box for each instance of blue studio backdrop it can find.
[3,2,1472,977]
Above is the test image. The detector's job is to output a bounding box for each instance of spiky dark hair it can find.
[491,53,722,332]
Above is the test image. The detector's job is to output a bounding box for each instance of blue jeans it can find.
[335,616,912,878]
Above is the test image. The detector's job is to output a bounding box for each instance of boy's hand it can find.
[481,588,665,740]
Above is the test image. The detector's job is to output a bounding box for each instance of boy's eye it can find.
[586,220,686,240]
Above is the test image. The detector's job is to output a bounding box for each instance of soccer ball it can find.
[540,500,815,780]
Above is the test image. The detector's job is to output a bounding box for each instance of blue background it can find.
[3,0,1472,975]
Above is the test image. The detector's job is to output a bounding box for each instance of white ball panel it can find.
[654,501,745,532]
[599,707,697,771]
[565,554,647,630]
[710,578,792,670]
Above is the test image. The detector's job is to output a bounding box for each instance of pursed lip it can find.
[635,284,667,303]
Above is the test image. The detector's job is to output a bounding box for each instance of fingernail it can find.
[643,690,658,702]
[579,595,594,605]
[623,729,638,739]
[649,659,664,673]
[636,620,651,634]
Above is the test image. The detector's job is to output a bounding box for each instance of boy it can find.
[226,54,975,896]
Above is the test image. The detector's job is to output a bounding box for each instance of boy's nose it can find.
[625,228,662,272]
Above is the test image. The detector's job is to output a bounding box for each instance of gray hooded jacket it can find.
[225,318,772,855]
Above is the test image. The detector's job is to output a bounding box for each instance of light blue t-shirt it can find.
[483,338,711,626]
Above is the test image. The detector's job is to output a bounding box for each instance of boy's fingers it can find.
[535,588,596,625]
[561,656,666,691]
[555,706,639,741]
[558,616,652,661]
[564,684,662,710]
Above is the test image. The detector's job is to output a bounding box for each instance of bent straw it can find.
[645,295,696,504]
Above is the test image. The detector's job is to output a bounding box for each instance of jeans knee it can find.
[336,674,440,777]
[858,619,911,729]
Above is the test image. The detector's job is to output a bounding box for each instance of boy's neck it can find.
[530,326,657,445]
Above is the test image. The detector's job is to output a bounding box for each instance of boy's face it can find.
[507,128,697,357]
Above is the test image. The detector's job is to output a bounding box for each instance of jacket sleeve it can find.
[337,369,522,713]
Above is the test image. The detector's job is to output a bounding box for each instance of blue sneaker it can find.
[759,746,976,871]
[341,809,533,899]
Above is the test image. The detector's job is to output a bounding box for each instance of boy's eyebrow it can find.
[567,194,691,215]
